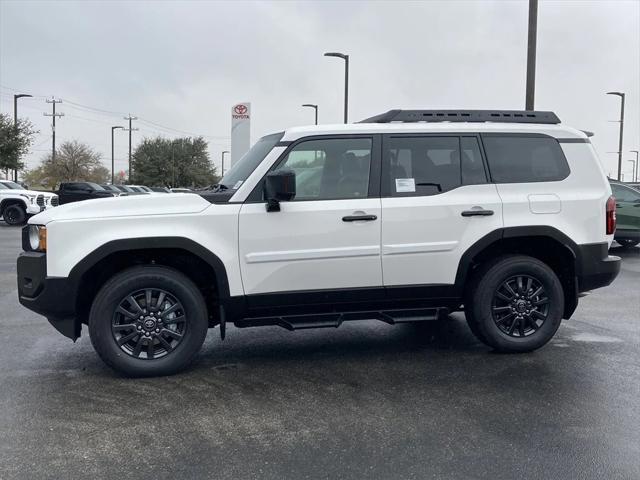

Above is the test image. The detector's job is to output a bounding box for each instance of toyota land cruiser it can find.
[17,110,621,376]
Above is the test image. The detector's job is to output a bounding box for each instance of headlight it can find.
[28,225,47,251]
[20,193,36,204]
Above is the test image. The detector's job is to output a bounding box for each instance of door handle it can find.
[461,209,494,217]
[342,214,377,222]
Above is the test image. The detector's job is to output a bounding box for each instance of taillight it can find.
[606,195,616,235]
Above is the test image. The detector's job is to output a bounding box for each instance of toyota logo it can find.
[234,104,248,115]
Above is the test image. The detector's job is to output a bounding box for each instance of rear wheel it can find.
[465,255,564,352]
[89,266,209,377]
[3,204,27,225]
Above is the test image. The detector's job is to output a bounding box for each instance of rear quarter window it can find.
[482,135,570,183]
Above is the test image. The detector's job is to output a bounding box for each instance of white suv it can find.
[0,180,58,225]
[17,110,621,376]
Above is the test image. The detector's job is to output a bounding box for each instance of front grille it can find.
[36,195,44,207]
[51,196,59,206]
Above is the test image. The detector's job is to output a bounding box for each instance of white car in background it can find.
[0,180,59,210]
[0,182,45,225]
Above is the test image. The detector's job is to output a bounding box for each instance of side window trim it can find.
[245,134,381,203]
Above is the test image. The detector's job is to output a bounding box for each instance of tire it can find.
[465,255,564,353]
[3,204,27,225]
[617,239,639,249]
[89,265,209,377]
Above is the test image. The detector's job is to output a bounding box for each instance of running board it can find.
[233,307,449,331]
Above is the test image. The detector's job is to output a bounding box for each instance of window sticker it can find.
[395,178,416,193]
[233,180,244,189]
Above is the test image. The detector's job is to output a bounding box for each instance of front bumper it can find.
[26,203,44,215]
[576,243,621,292]
[17,251,79,340]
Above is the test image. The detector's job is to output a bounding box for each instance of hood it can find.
[29,192,212,225]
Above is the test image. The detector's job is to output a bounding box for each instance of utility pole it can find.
[525,0,538,110]
[43,98,64,163]
[123,114,138,179]
[12,94,32,182]
[606,92,625,181]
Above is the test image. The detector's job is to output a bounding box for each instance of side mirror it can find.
[264,169,296,212]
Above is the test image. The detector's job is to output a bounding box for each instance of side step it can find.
[234,307,450,331]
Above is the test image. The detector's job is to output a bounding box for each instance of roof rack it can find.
[358,109,561,125]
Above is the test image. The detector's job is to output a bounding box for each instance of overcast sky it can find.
[1,0,639,180]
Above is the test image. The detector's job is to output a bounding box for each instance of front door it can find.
[380,134,503,289]
[238,136,382,297]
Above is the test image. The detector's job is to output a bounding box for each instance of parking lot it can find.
[0,222,638,479]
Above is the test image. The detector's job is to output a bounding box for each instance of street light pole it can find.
[12,94,32,182]
[606,91,625,181]
[221,150,230,177]
[628,160,637,183]
[525,0,538,110]
[111,126,124,184]
[630,151,639,182]
[324,52,349,123]
[302,104,318,125]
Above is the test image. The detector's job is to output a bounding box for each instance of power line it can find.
[2,84,230,141]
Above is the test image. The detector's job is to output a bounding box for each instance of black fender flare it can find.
[69,236,231,300]
[454,226,580,318]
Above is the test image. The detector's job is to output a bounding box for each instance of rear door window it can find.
[482,135,570,183]
[383,136,488,197]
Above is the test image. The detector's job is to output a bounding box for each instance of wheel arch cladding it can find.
[72,237,230,328]
[455,226,579,319]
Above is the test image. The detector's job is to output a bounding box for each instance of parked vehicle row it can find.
[55,182,191,204]
[1,180,195,225]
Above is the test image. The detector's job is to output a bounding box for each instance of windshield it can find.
[86,182,105,191]
[3,181,24,190]
[0,183,8,190]
[220,132,283,189]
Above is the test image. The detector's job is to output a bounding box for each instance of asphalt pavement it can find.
[0,222,638,480]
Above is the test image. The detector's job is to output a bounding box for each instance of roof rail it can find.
[358,109,561,125]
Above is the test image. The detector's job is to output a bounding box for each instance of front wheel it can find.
[89,266,209,377]
[3,204,27,225]
[465,255,564,352]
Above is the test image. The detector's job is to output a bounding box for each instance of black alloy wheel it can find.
[112,288,187,360]
[491,275,549,338]
[89,266,208,377]
[464,255,564,353]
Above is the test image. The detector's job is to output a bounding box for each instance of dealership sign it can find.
[231,102,251,167]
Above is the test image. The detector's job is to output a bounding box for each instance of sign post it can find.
[231,102,251,168]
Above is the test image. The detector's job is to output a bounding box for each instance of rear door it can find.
[380,134,503,289]
[238,136,382,297]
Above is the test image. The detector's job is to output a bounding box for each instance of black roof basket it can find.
[358,109,561,125]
